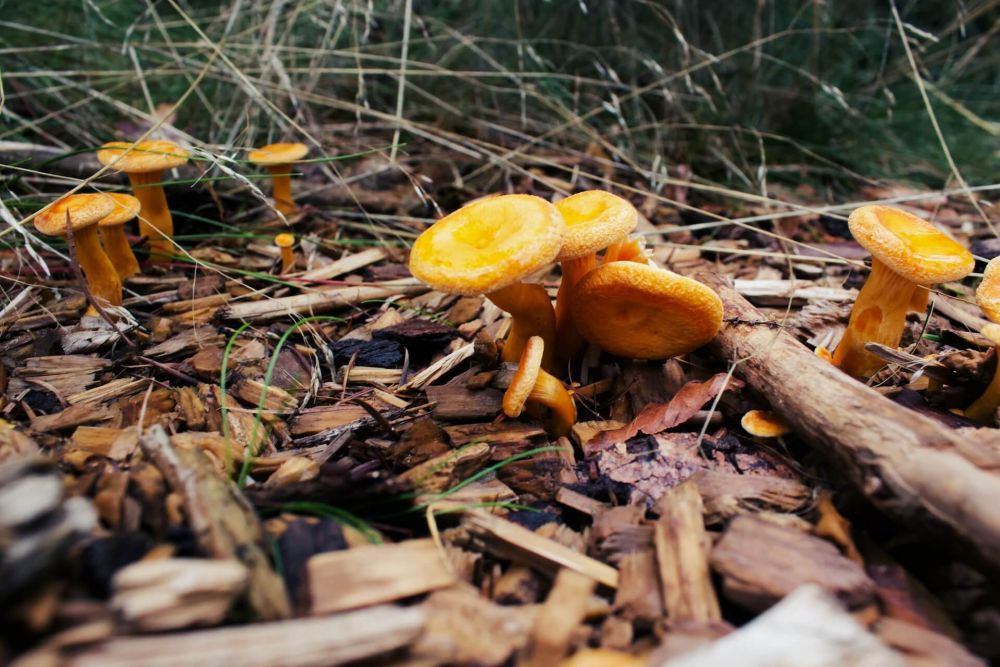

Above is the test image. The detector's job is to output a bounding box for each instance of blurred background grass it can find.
[0,0,997,203]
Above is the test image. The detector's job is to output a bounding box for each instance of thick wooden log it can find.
[695,271,1000,570]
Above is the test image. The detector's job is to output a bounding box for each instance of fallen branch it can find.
[219,279,427,322]
[696,271,1000,570]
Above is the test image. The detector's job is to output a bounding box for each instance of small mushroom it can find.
[274,233,295,274]
[34,194,121,309]
[409,194,565,370]
[741,409,791,438]
[964,323,1000,424]
[248,143,309,216]
[571,262,722,359]
[503,336,577,437]
[99,193,142,279]
[831,205,974,378]
[96,140,190,265]
[553,191,638,364]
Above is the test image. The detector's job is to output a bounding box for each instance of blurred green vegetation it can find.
[0,0,997,192]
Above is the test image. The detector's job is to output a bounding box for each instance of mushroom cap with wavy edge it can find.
[981,322,1000,346]
[555,190,638,261]
[409,194,565,296]
[98,193,141,227]
[97,140,190,174]
[248,142,309,166]
[502,336,545,418]
[571,262,723,359]
[977,257,1000,323]
[847,205,974,284]
[274,232,295,248]
[34,194,115,235]
[741,409,791,438]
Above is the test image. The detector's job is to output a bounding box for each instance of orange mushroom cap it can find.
[741,409,791,438]
[571,262,722,359]
[248,142,309,166]
[555,190,638,261]
[34,194,114,235]
[98,193,141,227]
[847,205,974,284]
[409,194,565,296]
[503,336,545,418]
[977,257,1000,324]
[274,232,295,248]
[96,140,189,173]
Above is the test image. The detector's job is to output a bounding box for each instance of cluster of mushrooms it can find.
[31,139,311,310]
[408,191,725,437]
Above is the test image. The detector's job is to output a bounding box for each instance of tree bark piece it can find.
[654,481,721,623]
[220,279,427,322]
[519,569,596,667]
[306,538,455,615]
[65,605,425,667]
[696,271,1000,570]
[140,426,290,620]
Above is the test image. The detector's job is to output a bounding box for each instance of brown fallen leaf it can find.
[587,373,742,450]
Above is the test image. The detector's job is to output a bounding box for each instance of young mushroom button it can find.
[570,262,723,359]
[553,190,638,366]
[831,205,974,378]
[274,233,295,274]
[98,193,142,279]
[248,143,309,217]
[408,194,565,371]
[34,194,120,310]
[96,140,189,265]
[503,336,577,437]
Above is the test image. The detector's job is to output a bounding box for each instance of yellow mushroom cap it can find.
[99,193,141,227]
[248,142,309,166]
[502,336,544,417]
[555,190,638,261]
[741,409,791,438]
[977,257,1000,324]
[34,194,115,236]
[981,322,1000,346]
[847,205,974,284]
[274,233,295,248]
[97,140,189,174]
[409,194,565,296]
[571,262,722,359]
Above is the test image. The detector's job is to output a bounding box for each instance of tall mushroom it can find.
[553,191,638,365]
[99,193,142,279]
[33,194,120,310]
[503,336,577,437]
[408,194,565,370]
[571,262,722,359]
[248,143,309,216]
[831,205,974,378]
[96,140,190,265]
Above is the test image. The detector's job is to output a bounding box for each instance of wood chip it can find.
[520,569,596,667]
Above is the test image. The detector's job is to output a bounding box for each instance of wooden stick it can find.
[220,279,427,322]
[695,271,1000,570]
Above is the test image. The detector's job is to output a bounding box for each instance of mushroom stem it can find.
[75,226,122,309]
[126,170,173,265]
[487,283,557,371]
[529,370,577,437]
[99,225,141,278]
[266,164,297,216]
[965,353,1000,424]
[832,258,918,378]
[554,254,596,368]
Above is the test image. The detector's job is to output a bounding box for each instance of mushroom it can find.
[571,262,723,359]
[964,323,1000,424]
[98,193,142,279]
[831,205,974,378]
[741,409,791,438]
[553,191,638,364]
[602,235,649,264]
[247,143,309,216]
[408,194,565,370]
[976,256,1000,323]
[96,140,190,265]
[33,194,120,309]
[503,336,577,437]
[274,233,295,274]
